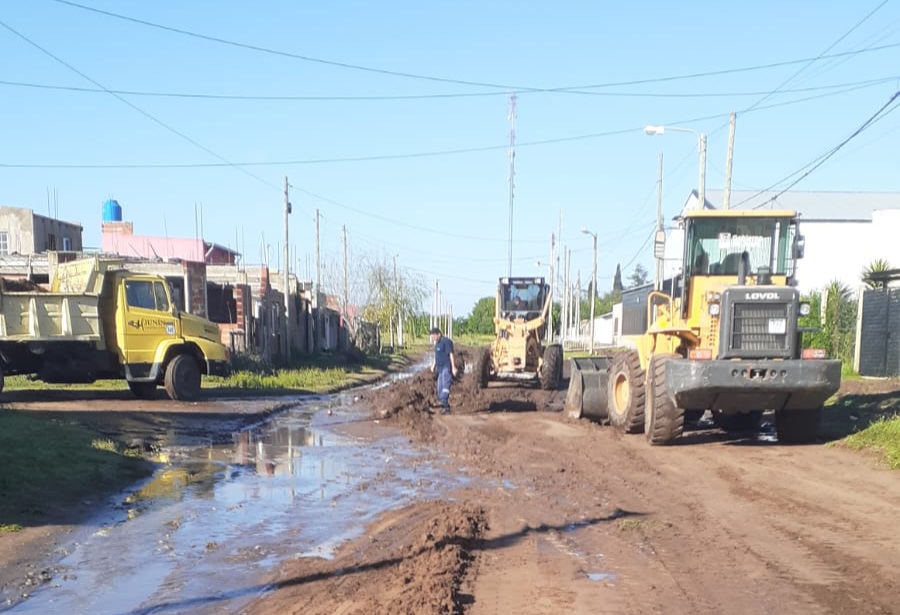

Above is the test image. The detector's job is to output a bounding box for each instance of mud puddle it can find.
[2,388,469,615]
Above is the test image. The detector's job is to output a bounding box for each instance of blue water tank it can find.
[102,198,122,222]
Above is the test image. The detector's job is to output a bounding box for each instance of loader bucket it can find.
[565,357,610,420]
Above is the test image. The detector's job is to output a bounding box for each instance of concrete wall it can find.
[0,207,83,255]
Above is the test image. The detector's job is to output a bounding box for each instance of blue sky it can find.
[1,0,899,315]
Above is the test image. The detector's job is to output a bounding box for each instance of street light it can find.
[643,124,707,210]
[581,228,597,355]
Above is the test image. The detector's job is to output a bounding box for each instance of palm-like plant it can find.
[862,258,892,290]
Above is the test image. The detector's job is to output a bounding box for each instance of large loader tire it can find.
[775,407,821,444]
[607,350,646,433]
[644,353,685,445]
[539,344,563,391]
[165,354,201,401]
[472,347,492,389]
[128,381,157,399]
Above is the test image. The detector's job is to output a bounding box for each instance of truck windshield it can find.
[500,281,544,313]
[125,280,170,312]
[686,216,796,278]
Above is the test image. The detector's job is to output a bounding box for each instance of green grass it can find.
[0,523,22,533]
[214,367,352,392]
[2,375,129,392]
[842,415,900,469]
[0,411,152,527]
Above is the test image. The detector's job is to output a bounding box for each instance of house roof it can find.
[702,190,900,222]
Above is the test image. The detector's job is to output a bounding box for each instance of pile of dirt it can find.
[250,501,487,615]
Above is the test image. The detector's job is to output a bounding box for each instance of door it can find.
[121,278,179,376]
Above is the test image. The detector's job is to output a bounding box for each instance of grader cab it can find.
[567,209,841,445]
[472,277,562,390]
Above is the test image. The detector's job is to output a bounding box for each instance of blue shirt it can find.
[434,336,454,369]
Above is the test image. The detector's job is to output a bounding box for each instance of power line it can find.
[0,17,281,192]
[740,90,900,209]
[2,78,890,171]
[744,0,892,113]
[1,75,896,101]
[40,0,900,93]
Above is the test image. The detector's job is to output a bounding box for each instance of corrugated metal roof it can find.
[703,190,900,221]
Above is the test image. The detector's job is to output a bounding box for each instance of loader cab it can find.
[498,277,547,320]
[680,210,802,318]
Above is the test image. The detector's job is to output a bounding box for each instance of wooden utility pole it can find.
[283,176,291,363]
[507,94,517,278]
[723,111,737,210]
[655,152,664,290]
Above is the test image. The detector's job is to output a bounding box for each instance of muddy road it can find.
[2,362,899,615]
[250,369,900,615]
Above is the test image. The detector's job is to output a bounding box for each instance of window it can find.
[686,217,795,278]
[62,237,72,251]
[0,232,8,255]
[47,233,57,250]
[152,282,170,312]
[125,280,172,311]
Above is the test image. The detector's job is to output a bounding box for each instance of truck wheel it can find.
[128,381,157,399]
[539,344,563,390]
[775,407,821,444]
[607,350,646,433]
[644,353,685,445]
[165,354,201,401]
[472,348,491,389]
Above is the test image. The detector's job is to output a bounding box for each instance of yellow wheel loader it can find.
[473,276,562,390]
[566,209,841,445]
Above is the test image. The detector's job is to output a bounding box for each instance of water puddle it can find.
[2,391,470,614]
[586,571,615,582]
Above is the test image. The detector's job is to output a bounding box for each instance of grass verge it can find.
[0,410,152,527]
[841,416,900,469]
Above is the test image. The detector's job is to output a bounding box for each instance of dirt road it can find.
[250,370,900,615]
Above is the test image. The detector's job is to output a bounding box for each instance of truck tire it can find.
[128,381,157,399]
[775,407,821,444]
[165,354,201,401]
[644,353,685,445]
[539,344,563,390]
[472,348,491,389]
[607,350,646,433]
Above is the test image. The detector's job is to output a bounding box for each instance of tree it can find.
[627,264,649,288]
[465,297,496,335]
[358,254,428,346]
[613,264,623,293]
[862,258,892,290]
[802,280,857,366]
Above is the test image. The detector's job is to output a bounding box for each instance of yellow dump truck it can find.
[0,256,229,400]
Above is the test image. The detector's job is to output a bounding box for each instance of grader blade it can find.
[565,357,610,420]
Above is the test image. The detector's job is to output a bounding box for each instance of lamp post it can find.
[581,228,597,355]
[643,124,707,210]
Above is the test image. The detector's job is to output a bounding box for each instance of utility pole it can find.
[393,254,399,348]
[698,133,707,208]
[283,176,291,363]
[314,208,321,351]
[655,152,664,291]
[723,111,737,210]
[562,248,570,344]
[342,224,348,322]
[507,93,517,278]
[589,234,597,354]
[548,232,555,343]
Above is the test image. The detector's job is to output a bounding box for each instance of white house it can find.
[662,190,900,293]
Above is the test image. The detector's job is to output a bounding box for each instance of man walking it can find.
[430,326,457,413]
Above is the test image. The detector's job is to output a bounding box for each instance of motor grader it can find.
[472,276,562,390]
[566,208,841,445]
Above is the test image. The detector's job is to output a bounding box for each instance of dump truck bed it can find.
[0,291,104,345]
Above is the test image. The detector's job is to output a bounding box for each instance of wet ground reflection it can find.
[2,393,469,615]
